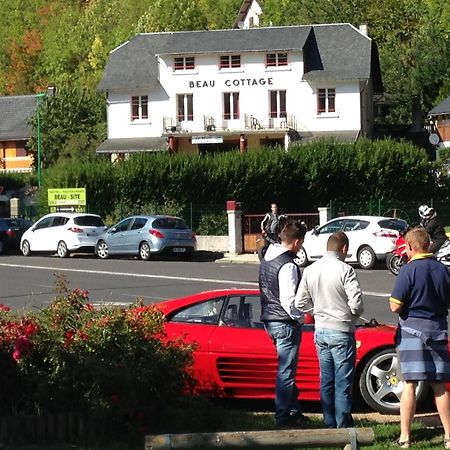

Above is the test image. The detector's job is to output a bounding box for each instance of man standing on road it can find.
[389,227,450,449]
[260,203,287,260]
[259,220,308,428]
[295,231,364,428]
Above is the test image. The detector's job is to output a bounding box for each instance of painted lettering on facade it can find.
[188,78,273,88]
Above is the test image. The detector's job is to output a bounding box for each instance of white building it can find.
[96,23,383,156]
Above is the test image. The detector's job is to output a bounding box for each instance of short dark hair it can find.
[280,220,307,243]
[327,231,349,251]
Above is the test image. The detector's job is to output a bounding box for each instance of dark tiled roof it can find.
[96,137,167,153]
[98,24,381,92]
[0,95,37,141]
[428,96,450,116]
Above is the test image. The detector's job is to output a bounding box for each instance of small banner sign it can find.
[48,188,86,213]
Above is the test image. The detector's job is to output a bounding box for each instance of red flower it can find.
[0,304,11,312]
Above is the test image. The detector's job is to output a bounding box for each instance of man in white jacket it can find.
[295,231,364,428]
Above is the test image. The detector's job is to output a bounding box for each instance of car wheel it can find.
[22,240,32,256]
[57,241,70,258]
[96,241,109,259]
[139,242,151,261]
[358,348,429,414]
[357,246,376,269]
[296,247,309,267]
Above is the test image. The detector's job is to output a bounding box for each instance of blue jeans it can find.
[314,328,356,428]
[264,321,302,425]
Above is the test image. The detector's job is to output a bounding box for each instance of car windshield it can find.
[378,219,408,232]
[74,216,105,227]
[152,217,188,230]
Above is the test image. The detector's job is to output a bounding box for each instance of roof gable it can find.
[0,95,37,141]
[429,96,450,116]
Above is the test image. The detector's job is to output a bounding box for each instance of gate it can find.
[242,212,320,253]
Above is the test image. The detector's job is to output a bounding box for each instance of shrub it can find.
[196,213,228,235]
[0,274,200,438]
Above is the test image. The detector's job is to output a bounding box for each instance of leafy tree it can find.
[27,85,106,168]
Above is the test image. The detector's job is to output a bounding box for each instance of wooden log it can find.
[145,428,374,450]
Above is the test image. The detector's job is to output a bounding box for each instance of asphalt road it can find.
[0,252,400,324]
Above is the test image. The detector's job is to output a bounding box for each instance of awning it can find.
[96,137,167,154]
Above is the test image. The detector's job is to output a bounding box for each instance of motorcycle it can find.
[386,233,407,276]
[387,233,450,276]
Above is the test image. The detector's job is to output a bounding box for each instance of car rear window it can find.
[378,219,408,232]
[74,216,105,227]
[152,217,188,230]
[3,219,20,228]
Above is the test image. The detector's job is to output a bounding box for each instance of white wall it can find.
[106,48,363,140]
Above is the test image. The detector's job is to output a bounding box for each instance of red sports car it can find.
[158,288,439,414]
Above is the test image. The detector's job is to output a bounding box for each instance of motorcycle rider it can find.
[260,203,287,260]
[418,205,447,253]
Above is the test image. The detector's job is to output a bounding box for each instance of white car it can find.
[20,213,107,258]
[297,215,408,269]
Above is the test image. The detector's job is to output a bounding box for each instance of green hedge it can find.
[37,138,442,219]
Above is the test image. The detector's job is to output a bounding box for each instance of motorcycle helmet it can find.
[418,204,434,220]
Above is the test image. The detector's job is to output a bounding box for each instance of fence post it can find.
[318,206,330,226]
[226,200,242,255]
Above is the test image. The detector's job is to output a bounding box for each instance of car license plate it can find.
[173,248,186,253]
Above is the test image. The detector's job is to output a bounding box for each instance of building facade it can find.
[428,96,450,149]
[96,24,383,156]
[0,95,36,172]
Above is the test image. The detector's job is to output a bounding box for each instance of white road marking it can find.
[0,263,392,297]
[0,263,258,286]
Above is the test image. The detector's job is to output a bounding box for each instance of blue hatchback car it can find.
[95,215,197,260]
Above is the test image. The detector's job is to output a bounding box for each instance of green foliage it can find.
[196,213,228,235]
[27,85,106,168]
[0,172,35,191]
[0,274,201,437]
[36,139,438,218]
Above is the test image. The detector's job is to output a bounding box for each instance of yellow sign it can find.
[48,188,86,207]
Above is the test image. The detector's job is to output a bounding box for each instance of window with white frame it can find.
[131,95,148,121]
[266,52,288,67]
[177,94,194,121]
[174,56,195,71]
[269,90,286,118]
[223,92,240,120]
[219,55,241,69]
[317,88,336,114]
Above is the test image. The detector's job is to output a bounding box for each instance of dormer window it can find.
[266,53,288,67]
[131,95,148,121]
[174,56,195,71]
[219,55,241,69]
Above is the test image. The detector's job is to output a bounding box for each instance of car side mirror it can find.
[313,226,319,235]
[109,227,117,234]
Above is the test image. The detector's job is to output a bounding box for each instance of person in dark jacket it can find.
[259,220,308,427]
[418,205,447,253]
[259,203,287,260]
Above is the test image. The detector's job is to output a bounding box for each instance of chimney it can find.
[359,24,368,36]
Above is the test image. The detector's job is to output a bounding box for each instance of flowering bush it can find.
[0,274,198,437]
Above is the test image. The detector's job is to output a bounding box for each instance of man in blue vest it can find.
[259,220,308,427]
